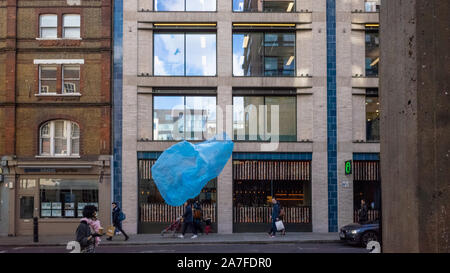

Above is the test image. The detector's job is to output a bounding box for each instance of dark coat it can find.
[183,204,193,223]
[76,220,95,251]
[272,202,280,222]
[112,206,121,226]
[359,203,368,223]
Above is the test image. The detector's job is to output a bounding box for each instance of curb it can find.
[0,239,342,248]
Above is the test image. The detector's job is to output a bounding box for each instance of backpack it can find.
[193,209,202,219]
[119,211,126,221]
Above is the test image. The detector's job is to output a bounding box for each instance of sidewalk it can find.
[0,232,340,247]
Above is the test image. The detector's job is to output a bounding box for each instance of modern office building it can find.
[0,0,112,236]
[114,0,381,234]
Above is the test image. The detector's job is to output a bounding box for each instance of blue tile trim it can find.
[112,0,123,207]
[232,152,313,161]
[327,0,338,232]
[138,152,163,160]
[353,153,380,161]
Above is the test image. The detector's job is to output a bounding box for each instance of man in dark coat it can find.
[358,199,369,224]
[268,197,280,237]
[179,200,198,239]
[106,202,129,241]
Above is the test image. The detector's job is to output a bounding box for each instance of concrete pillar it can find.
[380,0,450,252]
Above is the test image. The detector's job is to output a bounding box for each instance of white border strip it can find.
[34,59,84,65]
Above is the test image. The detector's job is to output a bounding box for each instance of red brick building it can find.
[0,0,112,236]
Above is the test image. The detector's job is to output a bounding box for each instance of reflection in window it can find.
[155,0,216,11]
[233,0,295,12]
[39,178,98,218]
[233,95,296,141]
[366,89,380,142]
[153,95,216,140]
[154,33,216,76]
[365,1,380,12]
[365,29,379,77]
[63,65,80,93]
[233,32,295,76]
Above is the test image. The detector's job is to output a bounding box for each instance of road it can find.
[0,242,368,253]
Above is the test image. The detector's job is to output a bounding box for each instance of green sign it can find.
[345,160,352,175]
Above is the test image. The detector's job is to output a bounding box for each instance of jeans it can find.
[182,222,197,235]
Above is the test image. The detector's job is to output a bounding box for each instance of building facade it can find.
[114,0,381,234]
[0,0,112,236]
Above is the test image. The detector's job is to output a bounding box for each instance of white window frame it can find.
[39,14,58,39]
[63,14,81,39]
[39,120,80,157]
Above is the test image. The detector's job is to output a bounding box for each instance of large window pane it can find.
[233,33,263,76]
[186,0,216,11]
[154,96,185,140]
[233,32,295,76]
[40,15,57,38]
[366,91,380,142]
[233,96,296,141]
[63,14,81,38]
[365,30,379,77]
[40,66,57,93]
[233,96,265,141]
[40,178,98,218]
[266,96,296,141]
[186,34,216,76]
[185,96,217,140]
[233,0,295,12]
[63,66,80,93]
[155,0,185,11]
[54,121,68,155]
[154,34,185,76]
[40,123,51,155]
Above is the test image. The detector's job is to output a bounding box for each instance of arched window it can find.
[40,120,80,156]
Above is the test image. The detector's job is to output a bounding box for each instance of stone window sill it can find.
[35,93,82,97]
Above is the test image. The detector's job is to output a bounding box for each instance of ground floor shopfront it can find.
[0,156,111,236]
[132,152,380,234]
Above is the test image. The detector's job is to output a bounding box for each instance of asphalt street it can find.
[0,242,368,253]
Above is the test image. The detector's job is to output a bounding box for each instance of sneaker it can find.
[178,235,184,239]
[191,235,198,239]
[270,235,275,238]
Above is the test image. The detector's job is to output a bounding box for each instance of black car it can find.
[339,220,380,247]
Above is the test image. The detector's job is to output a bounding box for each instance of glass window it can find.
[153,95,216,140]
[39,66,57,93]
[233,95,296,141]
[365,29,379,77]
[365,1,380,12]
[40,14,58,38]
[154,33,217,76]
[63,65,80,93]
[39,178,98,218]
[233,0,295,12]
[186,34,216,76]
[40,120,80,156]
[63,14,81,38]
[366,90,380,142]
[155,0,216,11]
[20,197,34,219]
[20,179,37,190]
[233,32,295,76]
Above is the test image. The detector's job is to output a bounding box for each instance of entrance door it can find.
[16,195,35,235]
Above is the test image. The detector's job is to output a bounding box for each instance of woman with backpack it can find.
[106,202,129,241]
[76,205,103,253]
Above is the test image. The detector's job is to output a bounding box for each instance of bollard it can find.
[33,217,38,243]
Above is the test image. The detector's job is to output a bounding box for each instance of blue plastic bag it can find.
[151,134,234,206]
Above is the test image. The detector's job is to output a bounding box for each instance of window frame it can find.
[154,0,217,12]
[39,14,58,39]
[232,93,297,142]
[232,0,296,13]
[153,31,218,77]
[232,30,296,77]
[62,14,81,39]
[39,120,80,157]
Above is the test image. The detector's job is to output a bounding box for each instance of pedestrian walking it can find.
[268,197,280,238]
[106,202,129,241]
[193,200,204,235]
[179,200,198,239]
[76,205,103,253]
[358,199,368,224]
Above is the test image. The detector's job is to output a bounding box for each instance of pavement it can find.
[0,232,340,247]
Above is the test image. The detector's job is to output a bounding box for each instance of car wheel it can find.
[361,231,378,248]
